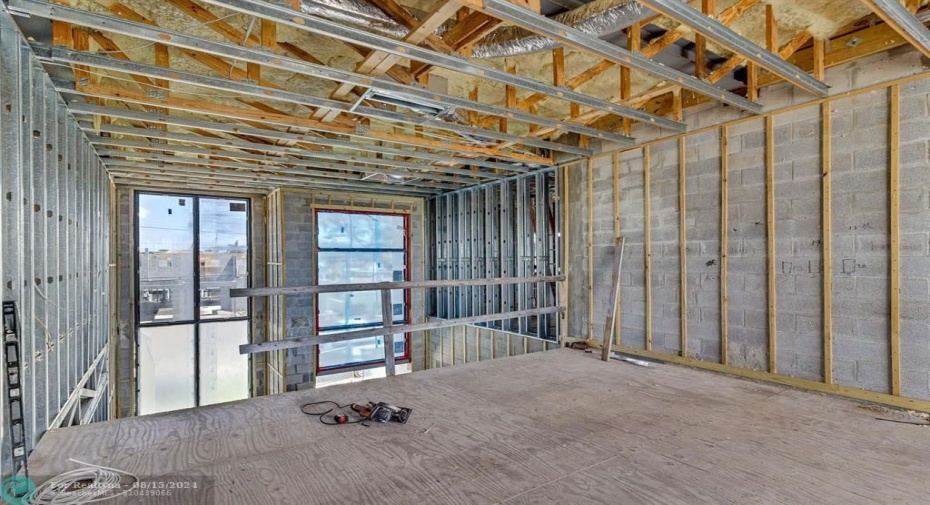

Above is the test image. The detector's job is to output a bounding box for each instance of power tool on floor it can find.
[353,402,412,424]
[300,400,412,426]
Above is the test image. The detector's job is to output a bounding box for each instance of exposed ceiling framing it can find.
[5,0,926,196]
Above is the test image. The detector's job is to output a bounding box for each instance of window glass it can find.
[318,333,405,369]
[138,325,195,415]
[138,194,195,323]
[199,320,250,406]
[199,198,249,320]
[317,213,405,250]
[317,211,407,371]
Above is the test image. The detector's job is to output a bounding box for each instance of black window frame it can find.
[134,191,253,412]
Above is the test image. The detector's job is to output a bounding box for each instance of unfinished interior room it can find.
[1,0,930,502]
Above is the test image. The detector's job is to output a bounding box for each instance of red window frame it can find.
[313,208,411,374]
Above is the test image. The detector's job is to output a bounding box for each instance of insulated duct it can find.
[298,0,653,59]
[472,0,651,58]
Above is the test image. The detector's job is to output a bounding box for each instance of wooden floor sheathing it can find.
[31,349,930,504]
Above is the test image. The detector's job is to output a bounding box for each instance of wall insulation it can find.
[0,11,110,476]
[569,49,930,410]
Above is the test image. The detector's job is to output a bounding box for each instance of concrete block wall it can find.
[282,191,315,391]
[830,88,892,394]
[773,108,824,382]
[617,151,646,348]
[726,118,768,372]
[898,79,930,400]
[567,48,930,403]
[684,129,722,362]
[650,140,683,356]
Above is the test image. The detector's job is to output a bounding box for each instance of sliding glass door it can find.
[136,193,250,415]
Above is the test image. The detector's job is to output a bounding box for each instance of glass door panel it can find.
[199,320,250,406]
[138,325,196,415]
[199,198,250,320]
[137,194,195,324]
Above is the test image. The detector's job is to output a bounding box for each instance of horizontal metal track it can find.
[97,151,461,190]
[89,137,467,188]
[232,274,566,297]
[106,164,439,195]
[476,0,763,114]
[68,103,545,173]
[10,0,641,144]
[59,84,551,166]
[82,123,506,180]
[239,306,564,354]
[100,156,449,191]
[637,0,829,96]
[199,0,685,132]
[112,176,269,194]
[38,46,589,157]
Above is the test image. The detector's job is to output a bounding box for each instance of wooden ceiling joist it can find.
[475,0,761,130]
[859,0,930,59]
[636,0,828,96]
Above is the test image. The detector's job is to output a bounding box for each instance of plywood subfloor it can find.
[31,349,930,504]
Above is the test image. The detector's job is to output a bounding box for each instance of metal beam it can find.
[102,160,452,193]
[81,123,506,180]
[38,46,590,157]
[636,0,829,96]
[99,157,447,191]
[105,164,439,195]
[9,0,646,143]
[110,176,270,194]
[471,0,762,114]
[68,103,547,173]
[89,137,468,188]
[57,83,551,165]
[239,306,564,354]
[860,0,930,59]
[198,0,685,133]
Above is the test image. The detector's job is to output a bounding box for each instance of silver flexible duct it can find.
[299,0,410,38]
[299,0,653,59]
[472,0,650,58]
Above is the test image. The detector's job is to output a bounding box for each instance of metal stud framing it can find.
[427,170,561,341]
[0,10,109,475]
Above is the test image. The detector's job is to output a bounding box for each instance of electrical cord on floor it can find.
[301,401,367,425]
[25,458,138,504]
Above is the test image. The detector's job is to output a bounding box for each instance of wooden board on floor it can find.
[28,350,930,504]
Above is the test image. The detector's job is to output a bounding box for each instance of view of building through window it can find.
[136,193,250,415]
